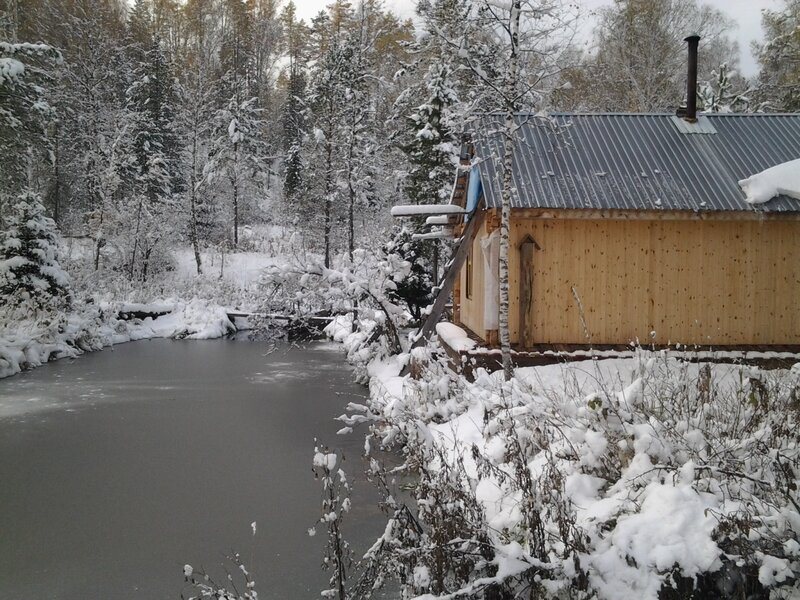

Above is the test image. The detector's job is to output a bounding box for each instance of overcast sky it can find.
[294,0,783,77]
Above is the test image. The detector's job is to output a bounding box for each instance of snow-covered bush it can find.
[312,445,353,600]
[0,190,72,321]
[356,352,799,599]
[259,248,412,382]
[181,553,257,600]
[355,438,498,599]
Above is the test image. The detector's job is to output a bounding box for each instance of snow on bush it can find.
[354,351,800,599]
[262,248,412,383]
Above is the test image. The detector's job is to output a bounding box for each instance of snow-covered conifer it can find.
[0,190,71,319]
[208,91,266,248]
[0,41,61,204]
[383,226,432,323]
[281,2,308,202]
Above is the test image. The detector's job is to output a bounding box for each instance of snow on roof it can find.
[391,204,465,217]
[738,158,800,205]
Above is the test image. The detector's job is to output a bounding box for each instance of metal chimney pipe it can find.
[684,35,700,122]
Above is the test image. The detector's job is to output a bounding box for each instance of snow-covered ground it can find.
[173,248,286,289]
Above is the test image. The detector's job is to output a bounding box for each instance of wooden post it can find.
[518,235,538,350]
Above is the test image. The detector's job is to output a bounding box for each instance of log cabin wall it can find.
[509,213,800,346]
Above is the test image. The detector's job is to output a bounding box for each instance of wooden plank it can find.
[519,238,535,348]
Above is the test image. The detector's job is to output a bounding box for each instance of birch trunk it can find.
[499,0,522,381]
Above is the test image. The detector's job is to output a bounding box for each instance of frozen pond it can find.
[0,338,385,599]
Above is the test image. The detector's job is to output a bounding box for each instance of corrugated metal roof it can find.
[472,113,800,213]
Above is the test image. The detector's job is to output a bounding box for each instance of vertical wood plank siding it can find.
[459,218,489,339]
[487,216,800,346]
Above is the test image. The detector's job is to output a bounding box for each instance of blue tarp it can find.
[466,165,482,218]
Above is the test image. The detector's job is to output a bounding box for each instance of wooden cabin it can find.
[449,113,800,351]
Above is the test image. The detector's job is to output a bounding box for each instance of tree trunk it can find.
[130,197,144,279]
[232,143,239,248]
[190,103,202,275]
[94,209,105,271]
[142,246,151,282]
[347,137,355,263]
[499,1,522,381]
[53,128,61,224]
[324,121,334,269]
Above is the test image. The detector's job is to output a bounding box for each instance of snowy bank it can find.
[0,299,235,379]
[341,338,800,599]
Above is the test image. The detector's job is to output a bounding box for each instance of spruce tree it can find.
[127,25,183,279]
[0,42,62,207]
[128,34,182,203]
[0,190,71,318]
[307,22,353,267]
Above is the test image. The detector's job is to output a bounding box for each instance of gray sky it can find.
[294,0,783,76]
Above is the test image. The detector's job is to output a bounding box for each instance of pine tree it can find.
[128,34,182,204]
[0,190,71,318]
[208,89,266,248]
[282,64,306,200]
[50,0,133,269]
[0,41,62,208]
[384,226,432,322]
[400,62,459,207]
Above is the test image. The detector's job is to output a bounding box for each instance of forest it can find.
[1,0,798,299]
